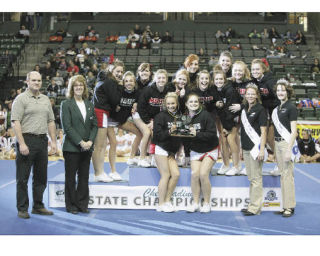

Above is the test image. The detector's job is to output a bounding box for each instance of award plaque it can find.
[170,114,195,137]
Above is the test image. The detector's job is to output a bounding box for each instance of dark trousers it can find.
[16,134,48,211]
[63,151,92,211]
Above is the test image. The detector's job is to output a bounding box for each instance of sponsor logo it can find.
[265,190,278,201]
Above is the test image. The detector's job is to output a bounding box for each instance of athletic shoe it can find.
[126,157,139,166]
[138,159,151,168]
[94,172,113,182]
[109,172,122,181]
[282,208,294,217]
[239,167,247,175]
[186,203,200,213]
[162,202,175,213]
[225,166,241,176]
[217,164,230,175]
[177,156,185,167]
[200,203,211,213]
[270,165,280,176]
[31,208,53,215]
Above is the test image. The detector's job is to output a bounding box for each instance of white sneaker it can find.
[225,166,241,176]
[94,172,113,182]
[109,172,122,181]
[126,157,139,166]
[162,202,175,213]
[138,158,151,168]
[217,164,230,175]
[239,167,247,175]
[270,165,280,176]
[186,203,200,212]
[200,203,211,213]
[177,156,185,167]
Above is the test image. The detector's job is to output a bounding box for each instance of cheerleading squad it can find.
[56,51,299,217]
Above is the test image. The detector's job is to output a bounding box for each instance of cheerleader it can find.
[211,69,232,174]
[184,93,219,213]
[137,69,174,167]
[131,63,153,166]
[183,54,200,87]
[251,59,279,173]
[153,92,182,212]
[272,79,298,217]
[189,70,216,113]
[109,71,142,165]
[136,62,153,90]
[240,83,267,216]
[92,61,123,182]
[218,51,233,79]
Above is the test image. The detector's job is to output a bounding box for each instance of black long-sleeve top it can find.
[252,72,279,116]
[182,108,219,153]
[137,83,175,124]
[216,82,242,131]
[152,110,182,154]
[92,77,121,113]
[110,88,139,125]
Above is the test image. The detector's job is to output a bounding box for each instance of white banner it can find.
[48,184,282,211]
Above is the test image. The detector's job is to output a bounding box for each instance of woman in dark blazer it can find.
[60,75,98,214]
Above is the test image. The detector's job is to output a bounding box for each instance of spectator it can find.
[140,37,151,49]
[18,25,30,43]
[5,89,18,107]
[128,29,140,43]
[58,58,67,71]
[67,60,79,75]
[66,44,78,56]
[269,27,280,43]
[41,61,56,80]
[298,129,316,163]
[311,58,320,74]
[143,25,153,39]
[161,31,172,43]
[283,29,295,40]
[52,71,64,87]
[215,30,226,43]
[35,12,43,31]
[294,30,306,45]
[60,79,69,97]
[225,27,236,39]
[133,24,143,35]
[86,71,96,90]
[33,64,41,73]
[152,32,161,44]
[26,12,35,30]
[261,28,269,39]
[248,29,261,39]
[47,79,60,97]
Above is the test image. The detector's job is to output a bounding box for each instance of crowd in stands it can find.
[1,23,320,165]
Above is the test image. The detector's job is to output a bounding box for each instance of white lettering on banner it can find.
[48,184,282,211]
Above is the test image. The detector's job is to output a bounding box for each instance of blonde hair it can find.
[122,71,138,90]
[173,69,190,87]
[163,92,179,111]
[196,70,212,89]
[251,59,269,73]
[153,69,168,83]
[219,51,233,62]
[66,75,89,99]
[232,61,251,81]
[242,83,262,105]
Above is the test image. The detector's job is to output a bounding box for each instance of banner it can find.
[48,184,281,211]
[297,120,320,140]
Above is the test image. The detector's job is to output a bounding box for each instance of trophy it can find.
[170,114,195,137]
